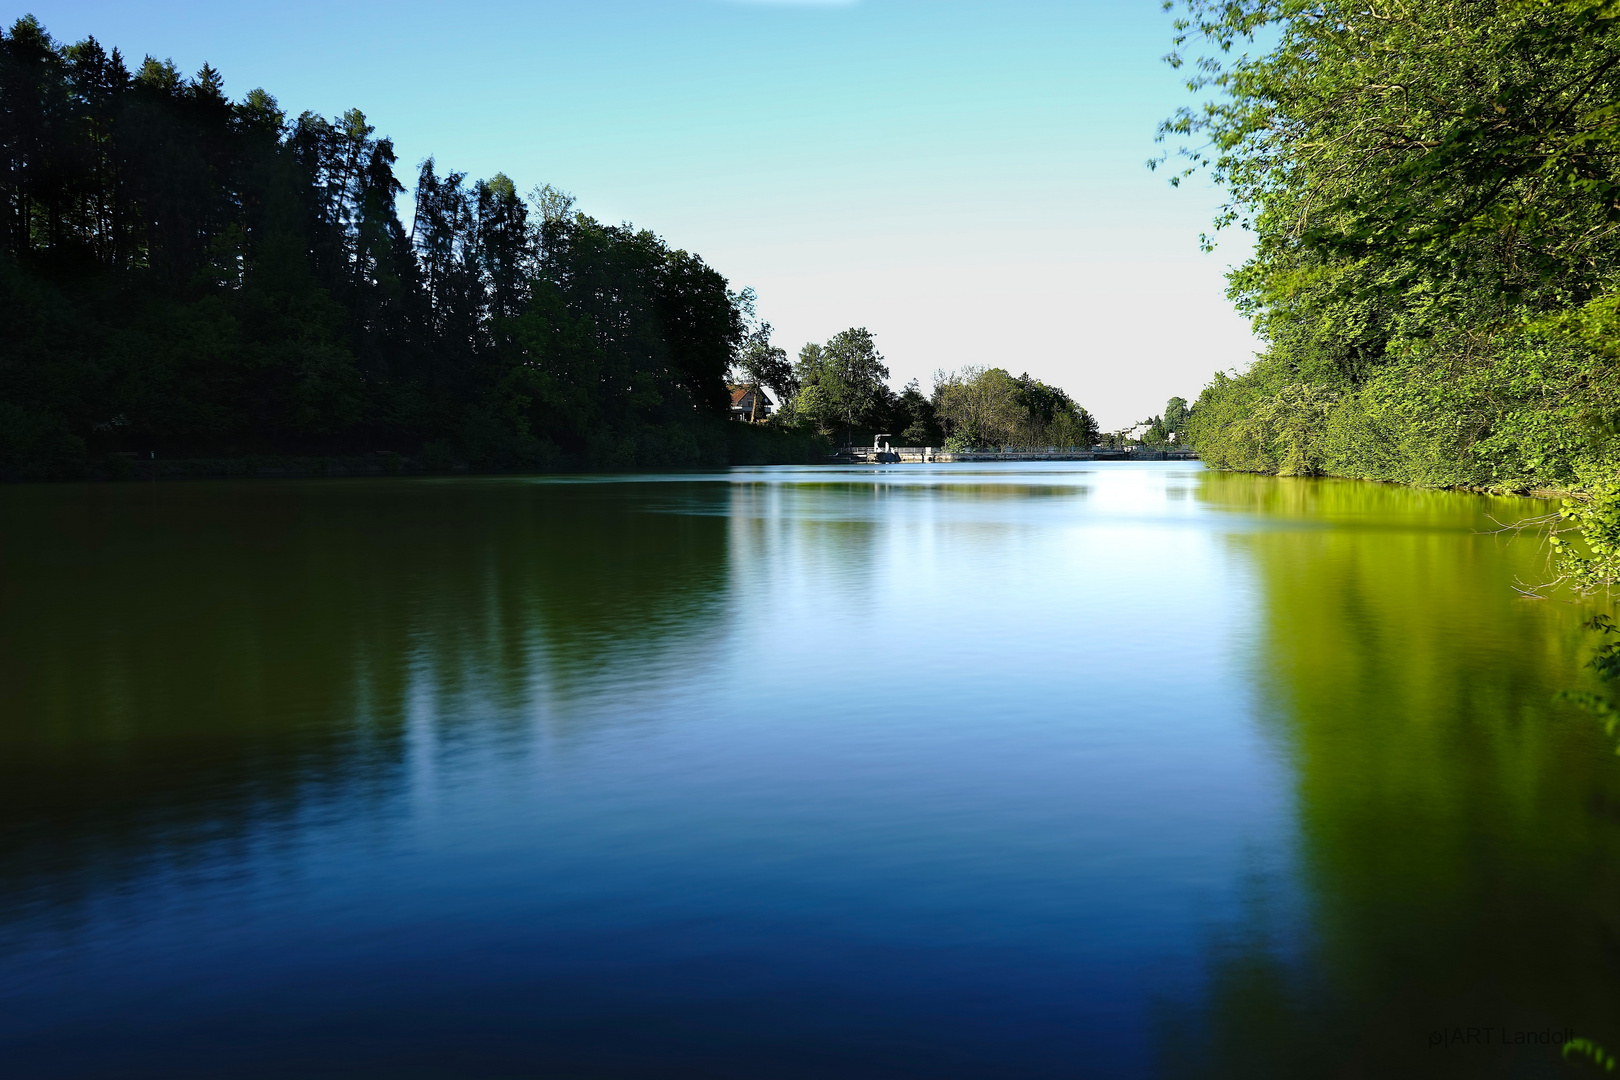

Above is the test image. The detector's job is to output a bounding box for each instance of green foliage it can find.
[934,365,1021,448]
[0,18,764,475]
[1012,371,1099,447]
[1163,0,1620,491]
[781,328,890,437]
[1164,396,1189,436]
[768,337,1095,450]
[729,289,792,423]
[894,379,942,446]
[1142,398,1194,447]
[0,15,1110,472]
[933,366,1099,449]
[1552,484,1620,592]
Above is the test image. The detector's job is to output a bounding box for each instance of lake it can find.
[1,462,1615,1078]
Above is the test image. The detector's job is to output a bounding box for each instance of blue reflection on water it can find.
[1,464,1303,1077]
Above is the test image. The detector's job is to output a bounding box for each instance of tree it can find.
[654,246,742,417]
[822,327,889,436]
[1163,397,1189,440]
[734,328,790,424]
[726,286,792,423]
[784,342,827,430]
[934,366,1023,448]
[477,172,530,323]
[1048,402,1099,448]
[790,329,889,439]
[1008,372,1099,447]
[0,17,789,474]
[894,379,941,445]
[1161,0,1620,487]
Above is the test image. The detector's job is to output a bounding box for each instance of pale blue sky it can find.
[19,0,1257,426]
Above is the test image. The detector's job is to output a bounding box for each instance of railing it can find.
[829,445,1198,463]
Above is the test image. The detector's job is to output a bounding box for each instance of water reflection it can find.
[0,479,732,932]
[3,466,1267,1078]
[3,465,1605,1078]
[1162,472,1620,1079]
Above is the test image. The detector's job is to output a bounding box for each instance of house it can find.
[728,384,774,422]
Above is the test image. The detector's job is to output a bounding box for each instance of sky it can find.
[16,0,1259,427]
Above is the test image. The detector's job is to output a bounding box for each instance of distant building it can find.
[728,384,774,422]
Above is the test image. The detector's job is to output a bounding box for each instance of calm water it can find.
[2,463,1617,1078]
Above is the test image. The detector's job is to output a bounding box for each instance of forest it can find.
[1164,0,1620,497]
[736,319,1104,451]
[0,16,823,477]
[0,16,1111,478]
[722,298,1107,449]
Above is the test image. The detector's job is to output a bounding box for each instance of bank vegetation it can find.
[1164,0,1620,493]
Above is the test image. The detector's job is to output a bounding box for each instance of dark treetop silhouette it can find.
[0,16,827,476]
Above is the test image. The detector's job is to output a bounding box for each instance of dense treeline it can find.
[735,320,1101,450]
[0,16,820,477]
[929,366,1100,449]
[1162,0,1620,493]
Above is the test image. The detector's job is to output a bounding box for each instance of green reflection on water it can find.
[1163,473,1620,1079]
[0,479,731,917]
[7,468,1620,1077]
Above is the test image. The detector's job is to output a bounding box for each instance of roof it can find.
[728,385,774,408]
